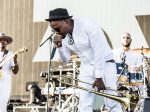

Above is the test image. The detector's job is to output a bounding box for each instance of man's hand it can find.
[53,34,62,48]
[12,54,19,74]
[13,54,18,64]
[92,78,106,91]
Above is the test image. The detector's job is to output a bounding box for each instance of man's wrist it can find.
[13,63,18,66]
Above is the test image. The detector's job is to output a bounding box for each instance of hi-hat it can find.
[129,48,150,54]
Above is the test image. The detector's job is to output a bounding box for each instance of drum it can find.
[116,63,143,86]
[116,63,129,83]
[116,63,127,74]
[128,72,143,83]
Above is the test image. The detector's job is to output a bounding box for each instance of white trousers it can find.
[0,78,11,112]
[78,63,123,112]
[78,76,95,112]
[102,62,123,112]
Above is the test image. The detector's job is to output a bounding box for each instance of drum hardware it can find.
[128,47,150,98]
[42,81,56,97]
[140,53,150,98]
[52,60,78,112]
[116,62,144,86]
[51,94,79,112]
[116,54,129,84]
[58,65,63,111]
[72,59,78,112]
[116,63,128,84]
[26,82,47,105]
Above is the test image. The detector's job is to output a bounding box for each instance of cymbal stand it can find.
[58,65,63,112]
[116,57,128,84]
[141,54,149,98]
[72,60,77,112]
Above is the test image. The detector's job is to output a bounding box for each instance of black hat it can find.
[45,8,72,21]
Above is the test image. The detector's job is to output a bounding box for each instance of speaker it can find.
[143,98,150,112]
[13,105,47,112]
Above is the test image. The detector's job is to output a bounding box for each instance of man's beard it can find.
[122,43,131,47]
[0,43,6,49]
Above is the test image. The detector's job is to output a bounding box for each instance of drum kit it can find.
[116,47,150,112]
[117,48,150,86]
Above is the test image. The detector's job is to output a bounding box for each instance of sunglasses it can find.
[53,28,60,33]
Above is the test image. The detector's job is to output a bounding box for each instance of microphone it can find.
[50,47,56,59]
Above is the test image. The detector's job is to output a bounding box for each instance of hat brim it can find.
[0,36,13,44]
[45,16,73,21]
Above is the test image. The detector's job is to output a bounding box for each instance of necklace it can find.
[68,33,74,45]
[0,50,8,79]
[0,50,8,69]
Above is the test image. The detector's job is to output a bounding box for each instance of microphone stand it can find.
[40,31,55,112]
[40,31,55,47]
[116,56,128,84]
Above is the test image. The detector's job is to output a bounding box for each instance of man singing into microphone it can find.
[46,8,122,112]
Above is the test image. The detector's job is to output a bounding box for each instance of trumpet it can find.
[58,76,130,111]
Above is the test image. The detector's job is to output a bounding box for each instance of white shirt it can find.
[58,18,113,78]
[0,50,14,80]
[113,47,143,73]
[0,50,14,112]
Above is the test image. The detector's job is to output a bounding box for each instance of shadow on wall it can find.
[102,29,113,49]
[136,15,150,47]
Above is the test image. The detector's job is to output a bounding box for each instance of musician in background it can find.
[0,32,19,112]
[113,32,142,84]
[46,8,122,112]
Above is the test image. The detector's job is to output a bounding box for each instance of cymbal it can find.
[51,59,61,62]
[71,55,79,59]
[70,55,80,62]
[129,48,150,54]
[120,82,143,86]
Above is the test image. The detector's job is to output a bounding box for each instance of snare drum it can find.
[128,72,143,83]
[120,72,143,86]
[116,63,128,83]
[116,63,127,74]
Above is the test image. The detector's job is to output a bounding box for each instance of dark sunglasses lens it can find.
[54,28,60,32]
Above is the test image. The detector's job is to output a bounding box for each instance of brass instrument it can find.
[58,77,130,111]
[61,75,120,93]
